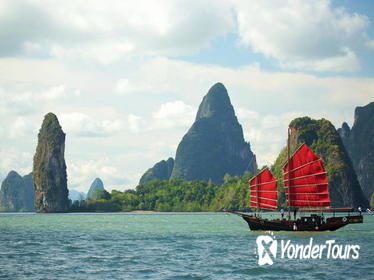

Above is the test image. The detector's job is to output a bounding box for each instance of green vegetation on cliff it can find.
[270,147,287,207]
[33,112,69,213]
[70,172,253,212]
[272,117,368,208]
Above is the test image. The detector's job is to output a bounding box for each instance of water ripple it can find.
[0,213,373,279]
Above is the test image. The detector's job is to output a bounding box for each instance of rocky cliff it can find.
[33,113,69,213]
[139,158,174,184]
[0,171,35,212]
[273,117,368,208]
[22,173,35,211]
[170,83,257,185]
[87,178,105,199]
[338,101,374,200]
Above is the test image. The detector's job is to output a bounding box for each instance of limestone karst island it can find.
[1,1,374,279]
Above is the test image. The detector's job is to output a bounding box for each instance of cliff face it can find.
[170,83,257,185]
[87,178,105,199]
[139,158,174,184]
[0,171,35,212]
[33,113,69,213]
[339,102,374,200]
[280,117,368,208]
[22,173,35,211]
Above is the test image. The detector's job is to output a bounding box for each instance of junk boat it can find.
[228,129,363,231]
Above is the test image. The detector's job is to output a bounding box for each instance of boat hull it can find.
[241,213,363,231]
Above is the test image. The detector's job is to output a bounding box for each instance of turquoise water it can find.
[0,213,373,280]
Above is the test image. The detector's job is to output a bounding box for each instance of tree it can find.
[91,189,111,200]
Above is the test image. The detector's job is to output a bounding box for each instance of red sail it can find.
[283,144,331,208]
[249,168,277,210]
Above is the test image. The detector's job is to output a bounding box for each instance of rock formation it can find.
[0,171,35,212]
[22,173,35,211]
[139,158,174,184]
[338,101,374,200]
[87,178,105,199]
[170,83,257,185]
[33,113,69,212]
[273,116,368,208]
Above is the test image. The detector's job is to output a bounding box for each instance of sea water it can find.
[0,213,373,280]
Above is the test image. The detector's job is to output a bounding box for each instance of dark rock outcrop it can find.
[139,158,174,184]
[22,173,35,211]
[170,83,257,185]
[0,171,35,212]
[33,113,69,213]
[339,102,374,200]
[337,122,351,139]
[278,117,368,208]
[87,178,105,199]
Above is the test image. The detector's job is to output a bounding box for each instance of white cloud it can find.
[41,85,67,99]
[50,41,135,64]
[280,47,360,72]
[2,0,372,73]
[0,0,235,63]
[0,83,79,118]
[237,108,260,121]
[127,114,143,133]
[115,79,133,95]
[239,109,307,166]
[114,56,374,110]
[68,158,128,192]
[366,39,374,50]
[9,117,37,139]
[233,0,371,72]
[153,101,194,119]
[1,0,372,73]
[127,101,196,132]
[152,101,196,129]
[0,84,68,104]
[59,112,123,137]
[0,148,33,182]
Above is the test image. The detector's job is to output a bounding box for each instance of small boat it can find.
[228,128,363,231]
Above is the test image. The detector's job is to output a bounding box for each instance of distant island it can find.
[0,83,373,213]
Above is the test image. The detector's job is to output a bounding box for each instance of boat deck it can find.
[240,213,363,231]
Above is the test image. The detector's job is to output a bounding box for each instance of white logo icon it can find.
[254,236,360,265]
[256,235,277,266]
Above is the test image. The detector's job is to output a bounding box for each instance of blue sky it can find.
[0,0,373,193]
[179,0,374,77]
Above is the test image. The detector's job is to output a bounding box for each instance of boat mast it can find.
[287,127,291,220]
[255,168,260,216]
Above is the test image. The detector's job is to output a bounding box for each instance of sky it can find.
[1,0,374,193]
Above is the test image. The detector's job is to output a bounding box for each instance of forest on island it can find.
[69,172,255,212]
